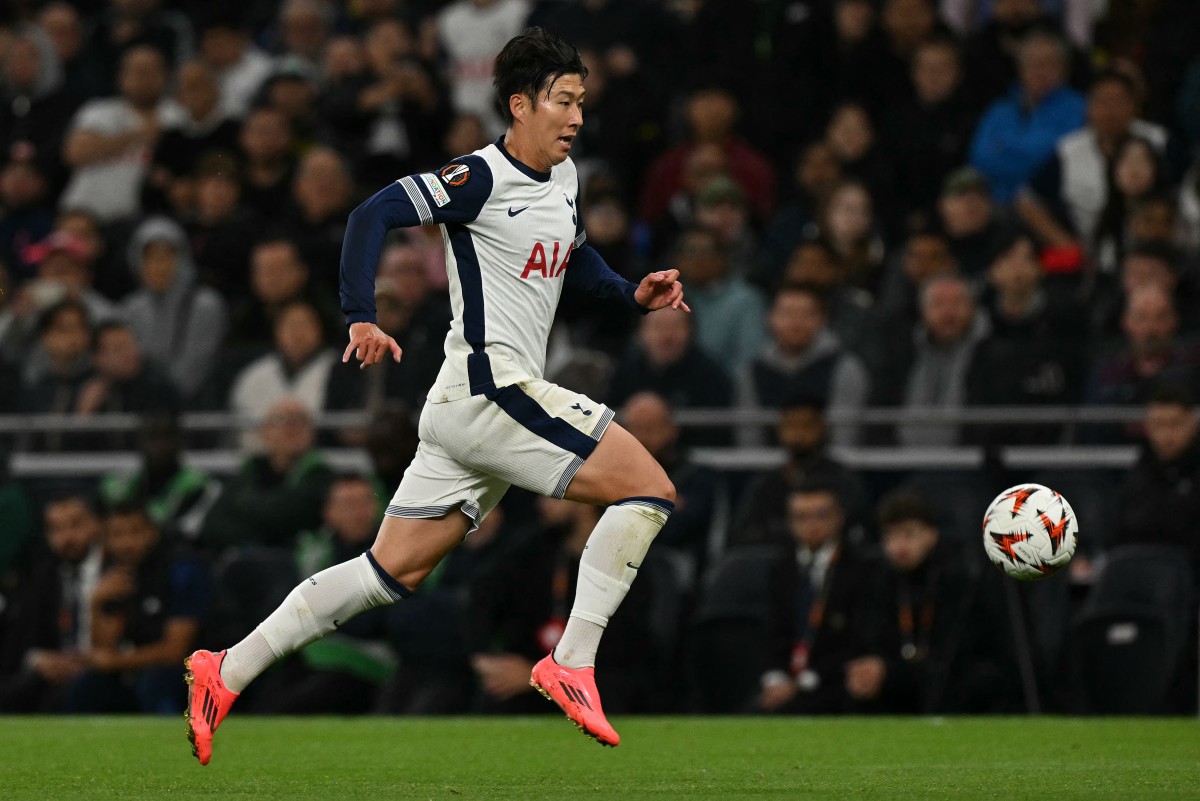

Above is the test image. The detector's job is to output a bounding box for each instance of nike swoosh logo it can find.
[626,562,640,570]
[508,206,530,217]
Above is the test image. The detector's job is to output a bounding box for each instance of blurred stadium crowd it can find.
[2,0,1200,717]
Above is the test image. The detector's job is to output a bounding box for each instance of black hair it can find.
[1125,239,1180,273]
[43,489,100,517]
[92,319,135,351]
[1148,383,1194,409]
[788,475,844,505]
[493,28,587,127]
[1090,69,1137,97]
[105,499,153,521]
[775,281,829,313]
[323,472,376,505]
[876,489,938,530]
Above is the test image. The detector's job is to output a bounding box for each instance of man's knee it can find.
[656,479,677,505]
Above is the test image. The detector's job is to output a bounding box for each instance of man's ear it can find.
[509,93,527,121]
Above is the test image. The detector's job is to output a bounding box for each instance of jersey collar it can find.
[494,136,551,183]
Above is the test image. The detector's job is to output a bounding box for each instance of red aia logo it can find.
[521,241,573,279]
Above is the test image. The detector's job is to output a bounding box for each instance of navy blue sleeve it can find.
[565,244,648,314]
[340,155,493,325]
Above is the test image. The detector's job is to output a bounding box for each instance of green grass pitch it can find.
[0,716,1196,800]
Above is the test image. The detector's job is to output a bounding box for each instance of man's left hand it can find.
[634,269,690,313]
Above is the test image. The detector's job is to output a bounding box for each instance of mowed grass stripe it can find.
[0,717,1196,800]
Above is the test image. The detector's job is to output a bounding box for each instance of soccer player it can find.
[185,28,688,763]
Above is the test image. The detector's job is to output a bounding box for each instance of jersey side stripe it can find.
[446,222,493,395]
[398,176,433,225]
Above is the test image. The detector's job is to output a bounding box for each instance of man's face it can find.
[913,44,960,104]
[141,241,177,293]
[939,190,992,237]
[987,237,1041,296]
[673,231,724,285]
[177,62,220,121]
[639,311,691,367]
[785,245,838,287]
[777,406,825,455]
[1145,403,1199,463]
[1018,39,1066,102]
[519,73,584,170]
[43,306,91,365]
[324,480,378,544]
[1089,81,1137,142]
[240,110,292,162]
[274,304,323,365]
[620,394,678,460]
[787,491,843,550]
[4,36,41,91]
[922,279,974,344]
[882,520,939,572]
[770,291,824,353]
[294,150,352,218]
[686,90,736,142]
[119,47,167,108]
[39,3,84,63]
[1122,288,1176,350]
[260,402,315,463]
[95,327,142,380]
[45,499,101,562]
[104,511,159,566]
[903,234,954,284]
[252,243,307,302]
[1121,255,1175,296]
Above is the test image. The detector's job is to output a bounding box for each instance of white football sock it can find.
[554,498,673,669]
[219,552,407,693]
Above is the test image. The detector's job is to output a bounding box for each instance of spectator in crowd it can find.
[967,231,1087,443]
[620,391,722,588]
[319,18,446,180]
[964,0,1092,102]
[731,392,868,548]
[739,283,870,446]
[1018,71,1178,263]
[0,147,54,278]
[871,490,1019,713]
[119,215,228,403]
[0,493,103,712]
[75,0,194,97]
[1114,384,1200,581]
[606,308,734,447]
[1090,240,1195,340]
[280,147,355,291]
[1091,136,1172,275]
[228,237,338,349]
[436,0,531,136]
[141,59,239,216]
[823,102,897,234]
[937,167,1017,278]
[0,24,78,188]
[361,402,421,494]
[694,176,758,280]
[1085,285,1200,420]
[229,299,338,436]
[17,300,92,452]
[67,501,206,714]
[874,228,958,332]
[670,226,766,373]
[201,397,334,549]
[258,56,323,149]
[60,45,186,224]
[969,30,1087,204]
[74,320,179,434]
[196,14,273,119]
[757,142,844,288]
[256,474,397,714]
[871,274,991,446]
[815,180,887,295]
[886,36,979,224]
[100,412,220,542]
[325,244,449,417]
[640,87,775,225]
[467,497,660,714]
[780,238,874,352]
[36,2,89,105]
[812,0,890,118]
[236,106,297,220]
[185,152,258,297]
[758,481,887,714]
[274,0,334,70]
[52,207,125,300]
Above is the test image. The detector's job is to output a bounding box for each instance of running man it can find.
[185,28,688,763]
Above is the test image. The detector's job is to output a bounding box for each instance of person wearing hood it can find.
[0,24,78,190]
[738,283,870,448]
[870,273,992,446]
[119,215,228,403]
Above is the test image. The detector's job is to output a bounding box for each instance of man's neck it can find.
[502,131,551,175]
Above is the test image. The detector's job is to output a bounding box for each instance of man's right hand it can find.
[344,322,403,370]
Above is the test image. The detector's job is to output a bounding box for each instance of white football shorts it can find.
[385,378,615,531]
